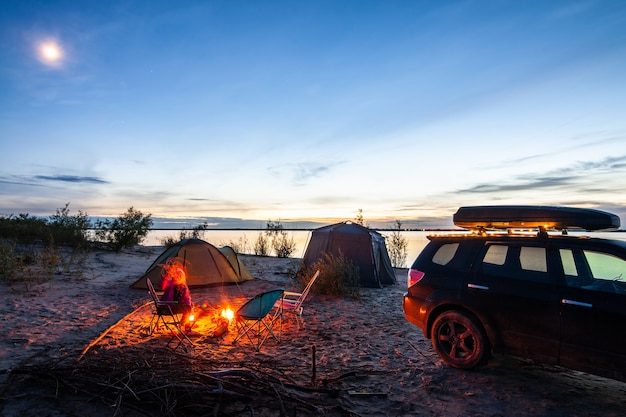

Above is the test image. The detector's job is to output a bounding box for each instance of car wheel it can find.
[431,310,489,369]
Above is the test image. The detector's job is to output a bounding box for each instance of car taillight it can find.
[408,269,425,287]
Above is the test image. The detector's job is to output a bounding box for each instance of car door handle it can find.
[562,299,593,308]
[468,283,489,291]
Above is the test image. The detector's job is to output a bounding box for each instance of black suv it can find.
[403,206,626,382]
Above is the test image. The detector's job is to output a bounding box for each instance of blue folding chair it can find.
[233,289,284,351]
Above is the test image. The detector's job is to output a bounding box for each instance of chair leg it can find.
[234,310,283,351]
[149,314,158,335]
[258,308,282,349]
[152,313,194,351]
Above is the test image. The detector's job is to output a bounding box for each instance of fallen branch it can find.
[7,339,354,417]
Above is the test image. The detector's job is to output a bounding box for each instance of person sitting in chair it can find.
[160,261,194,331]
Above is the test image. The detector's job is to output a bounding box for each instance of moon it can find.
[38,40,64,66]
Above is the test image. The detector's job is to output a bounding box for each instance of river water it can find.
[142,229,626,269]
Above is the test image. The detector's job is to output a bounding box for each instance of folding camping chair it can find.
[233,288,284,351]
[277,270,319,329]
[146,278,194,351]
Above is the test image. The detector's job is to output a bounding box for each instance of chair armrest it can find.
[283,291,302,297]
[281,301,300,311]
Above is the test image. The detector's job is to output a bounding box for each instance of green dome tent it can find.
[130,238,254,289]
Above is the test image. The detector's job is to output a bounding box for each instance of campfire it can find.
[221,308,234,321]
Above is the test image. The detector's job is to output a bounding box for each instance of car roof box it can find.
[453,205,620,231]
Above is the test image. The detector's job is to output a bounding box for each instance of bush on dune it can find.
[0,204,153,288]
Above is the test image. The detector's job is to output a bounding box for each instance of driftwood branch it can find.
[4,345,352,417]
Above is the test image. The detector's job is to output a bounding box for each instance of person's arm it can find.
[161,276,172,291]
[179,285,192,305]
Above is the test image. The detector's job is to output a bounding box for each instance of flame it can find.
[188,314,195,322]
[221,308,234,321]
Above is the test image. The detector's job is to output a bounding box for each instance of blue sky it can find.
[1,0,625,229]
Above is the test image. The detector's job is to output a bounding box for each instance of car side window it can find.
[520,247,547,272]
[482,244,548,283]
[559,249,578,276]
[559,249,588,287]
[432,243,459,266]
[483,245,507,265]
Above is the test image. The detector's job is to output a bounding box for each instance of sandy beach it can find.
[1,246,625,416]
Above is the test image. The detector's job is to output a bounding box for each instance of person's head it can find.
[171,267,187,285]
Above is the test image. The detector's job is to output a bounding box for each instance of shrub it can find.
[57,244,90,277]
[271,232,296,258]
[253,233,269,256]
[0,203,90,248]
[300,251,360,298]
[354,209,365,226]
[95,207,153,251]
[387,220,408,268]
[160,235,178,247]
[0,240,57,290]
[224,234,250,254]
[48,203,91,247]
[0,213,49,243]
[160,224,208,247]
[265,220,296,258]
[0,241,22,285]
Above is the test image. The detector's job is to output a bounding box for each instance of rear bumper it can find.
[402,292,429,337]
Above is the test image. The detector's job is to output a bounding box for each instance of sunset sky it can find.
[1,1,625,229]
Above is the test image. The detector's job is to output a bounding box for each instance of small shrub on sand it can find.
[95,207,153,251]
[48,203,91,248]
[253,233,269,256]
[0,203,90,248]
[219,234,250,254]
[388,220,408,268]
[265,221,296,258]
[160,224,208,247]
[0,241,57,290]
[300,251,360,298]
[271,232,296,258]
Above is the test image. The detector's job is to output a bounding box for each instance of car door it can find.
[464,241,561,363]
[557,245,626,381]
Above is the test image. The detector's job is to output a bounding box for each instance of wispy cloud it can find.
[457,155,626,195]
[458,176,574,194]
[268,160,341,186]
[34,175,108,184]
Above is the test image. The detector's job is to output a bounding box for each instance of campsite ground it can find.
[1,246,626,416]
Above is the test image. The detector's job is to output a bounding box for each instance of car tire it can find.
[431,310,489,369]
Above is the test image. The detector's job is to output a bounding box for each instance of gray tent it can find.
[301,221,396,288]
